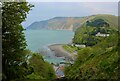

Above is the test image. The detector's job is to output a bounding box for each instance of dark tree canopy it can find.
[2,2,32,80]
[2,2,56,81]
[86,19,109,27]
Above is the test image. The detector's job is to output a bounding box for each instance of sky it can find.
[22,2,118,28]
[27,0,119,2]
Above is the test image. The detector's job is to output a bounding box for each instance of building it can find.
[96,32,109,37]
[75,44,86,48]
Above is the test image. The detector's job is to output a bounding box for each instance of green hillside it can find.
[26,53,56,80]
[65,31,119,80]
[64,15,119,80]
[73,14,118,46]
[80,14,118,30]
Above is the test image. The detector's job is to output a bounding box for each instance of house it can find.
[96,32,109,37]
[56,65,65,78]
[71,44,74,46]
[75,44,86,48]
[69,43,86,48]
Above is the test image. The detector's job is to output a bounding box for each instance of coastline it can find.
[48,44,74,61]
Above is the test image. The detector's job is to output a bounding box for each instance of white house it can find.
[75,44,86,48]
[96,32,109,37]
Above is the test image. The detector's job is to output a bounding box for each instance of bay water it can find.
[25,29,74,64]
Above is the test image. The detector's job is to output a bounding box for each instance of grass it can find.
[62,45,78,53]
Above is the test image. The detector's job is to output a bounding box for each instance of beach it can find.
[48,44,74,61]
[49,44,75,78]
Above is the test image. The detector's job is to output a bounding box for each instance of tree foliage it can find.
[2,2,33,80]
[73,19,115,46]
[65,28,119,80]
[86,19,109,27]
[26,53,56,80]
[2,2,56,81]
[73,26,102,46]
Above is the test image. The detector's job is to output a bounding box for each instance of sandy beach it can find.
[48,44,74,61]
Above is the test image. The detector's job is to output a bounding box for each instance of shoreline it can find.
[48,44,74,61]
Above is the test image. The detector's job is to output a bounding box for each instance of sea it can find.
[24,29,74,64]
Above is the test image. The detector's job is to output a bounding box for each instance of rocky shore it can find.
[48,44,74,61]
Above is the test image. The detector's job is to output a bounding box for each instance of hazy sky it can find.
[22,2,118,28]
[27,0,119,2]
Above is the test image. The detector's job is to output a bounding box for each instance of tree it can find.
[27,53,56,80]
[86,19,109,27]
[2,2,33,80]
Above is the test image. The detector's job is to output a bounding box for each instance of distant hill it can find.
[27,14,118,31]
[81,14,118,30]
[27,17,85,30]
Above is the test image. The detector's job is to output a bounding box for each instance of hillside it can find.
[64,15,119,80]
[27,14,118,31]
[81,14,118,30]
[27,17,84,30]
[64,32,119,80]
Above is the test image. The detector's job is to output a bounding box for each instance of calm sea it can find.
[24,29,74,64]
